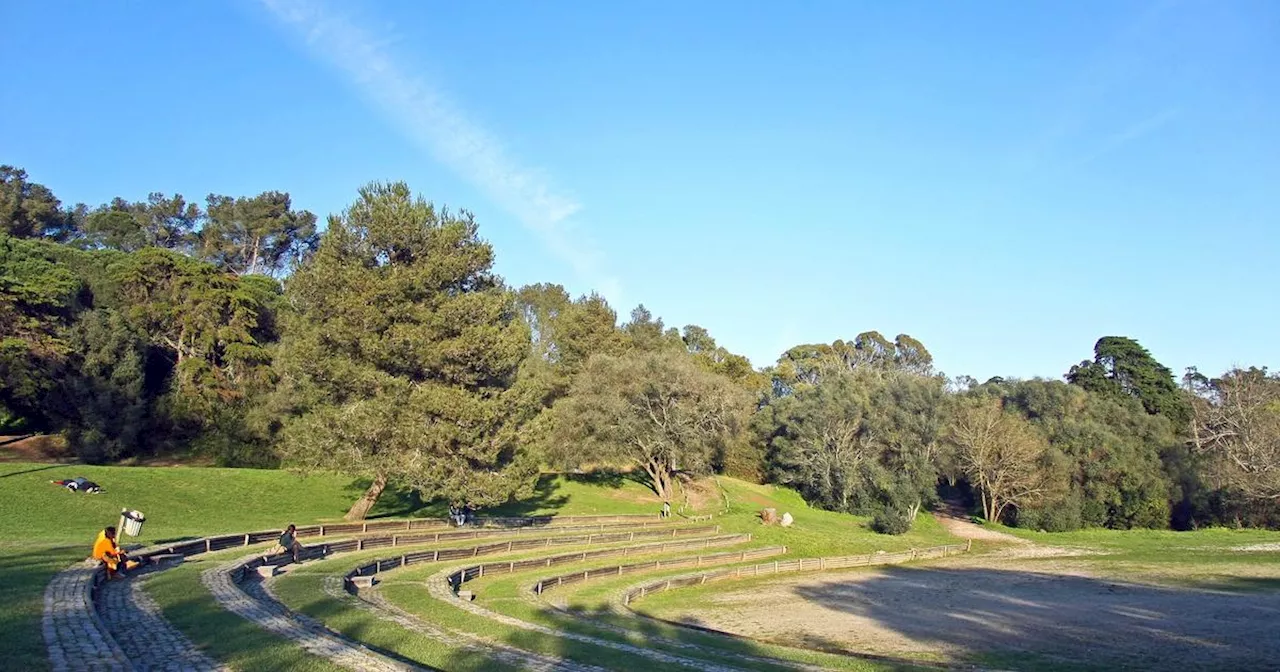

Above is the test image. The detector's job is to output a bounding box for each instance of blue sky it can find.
[3,0,1277,380]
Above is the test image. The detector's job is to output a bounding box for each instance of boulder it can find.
[760,508,778,525]
[780,512,794,527]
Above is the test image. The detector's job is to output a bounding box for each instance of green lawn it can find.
[10,458,1280,671]
[0,462,396,671]
[997,523,1280,590]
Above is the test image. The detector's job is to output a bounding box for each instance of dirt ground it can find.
[653,514,1280,670]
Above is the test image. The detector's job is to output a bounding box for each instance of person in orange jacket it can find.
[92,526,133,579]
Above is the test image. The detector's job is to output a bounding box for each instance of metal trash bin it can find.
[120,509,145,537]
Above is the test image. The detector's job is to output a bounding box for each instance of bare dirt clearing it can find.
[653,558,1280,671]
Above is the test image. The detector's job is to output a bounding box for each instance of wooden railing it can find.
[147,517,699,559]
[530,545,787,595]
[621,542,971,605]
[342,525,725,585]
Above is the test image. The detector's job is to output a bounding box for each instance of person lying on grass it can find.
[268,523,304,563]
[52,477,103,493]
[92,526,140,579]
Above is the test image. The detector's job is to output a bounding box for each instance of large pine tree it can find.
[274,182,536,520]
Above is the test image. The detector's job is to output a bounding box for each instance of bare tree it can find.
[948,397,1055,523]
[1187,367,1280,501]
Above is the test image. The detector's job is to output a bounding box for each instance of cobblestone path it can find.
[201,558,423,672]
[98,571,226,672]
[43,563,131,672]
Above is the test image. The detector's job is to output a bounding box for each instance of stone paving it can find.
[98,569,226,672]
[43,562,132,672]
[201,557,421,672]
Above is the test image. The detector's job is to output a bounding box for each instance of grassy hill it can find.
[0,461,957,670]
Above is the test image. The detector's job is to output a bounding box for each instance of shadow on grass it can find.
[0,463,65,478]
[502,600,936,672]
[0,543,84,671]
[783,566,1280,671]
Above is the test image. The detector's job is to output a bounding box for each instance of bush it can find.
[871,508,912,535]
[1014,500,1083,532]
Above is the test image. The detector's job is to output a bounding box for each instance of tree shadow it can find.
[487,599,935,672]
[0,463,65,478]
[786,566,1280,671]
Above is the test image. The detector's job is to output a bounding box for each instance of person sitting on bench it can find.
[270,524,303,563]
[92,526,132,579]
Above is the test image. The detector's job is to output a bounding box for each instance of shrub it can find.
[871,508,912,535]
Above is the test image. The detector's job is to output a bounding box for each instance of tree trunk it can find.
[248,236,261,276]
[344,473,387,521]
[643,461,669,503]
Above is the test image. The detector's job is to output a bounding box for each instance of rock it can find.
[760,508,778,525]
[780,512,794,527]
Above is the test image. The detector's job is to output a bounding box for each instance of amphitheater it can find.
[44,511,1280,672]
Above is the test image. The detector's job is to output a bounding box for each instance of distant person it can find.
[92,527,131,579]
[662,501,671,519]
[271,524,303,563]
[52,477,103,494]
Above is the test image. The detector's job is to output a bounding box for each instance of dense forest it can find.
[3,165,1277,531]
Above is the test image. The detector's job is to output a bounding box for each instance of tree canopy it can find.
[2,163,1274,533]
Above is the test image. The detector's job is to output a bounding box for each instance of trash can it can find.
[120,509,145,537]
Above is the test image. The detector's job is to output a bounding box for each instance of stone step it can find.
[148,553,184,567]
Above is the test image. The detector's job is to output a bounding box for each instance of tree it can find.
[0,234,84,427]
[1187,367,1280,502]
[869,372,949,519]
[0,166,77,240]
[548,349,752,503]
[770,332,934,395]
[112,248,276,406]
[81,193,202,252]
[201,191,318,276]
[623,304,680,352]
[274,182,534,520]
[1067,336,1189,425]
[60,310,153,463]
[82,199,149,251]
[761,372,880,513]
[947,397,1059,523]
[1002,378,1174,529]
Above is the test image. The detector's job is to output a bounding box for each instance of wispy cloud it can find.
[1013,0,1184,173]
[260,0,621,302]
[1071,107,1180,168]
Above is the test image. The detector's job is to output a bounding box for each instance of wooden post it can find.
[205,539,211,553]
[362,522,368,533]
[244,534,250,546]
[967,538,973,552]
